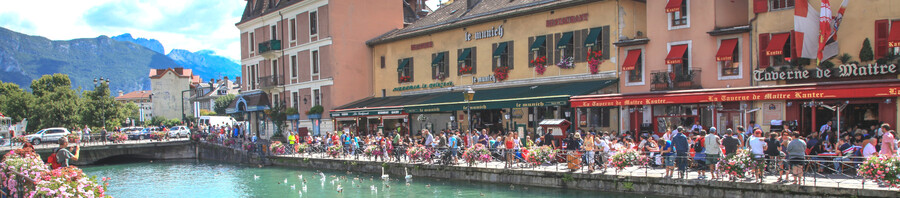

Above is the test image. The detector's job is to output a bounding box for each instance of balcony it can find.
[650,69,702,91]
[258,75,283,89]
[257,39,282,59]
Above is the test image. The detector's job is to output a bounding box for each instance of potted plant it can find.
[286,107,300,120]
[306,105,324,120]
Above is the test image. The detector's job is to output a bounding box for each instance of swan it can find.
[284,178,288,184]
[254,175,260,180]
[404,167,412,181]
[370,185,376,191]
[298,175,303,180]
[291,184,296,190]
[337,185,343,193]
[302,184,307,192]
[381,167,390,180]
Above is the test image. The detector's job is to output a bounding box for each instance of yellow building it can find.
[330,0,646,136]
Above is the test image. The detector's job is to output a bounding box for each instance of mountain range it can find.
[0,27,240,94]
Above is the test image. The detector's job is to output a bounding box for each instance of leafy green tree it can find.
[214,94,236,115]
[0,81,33,123]
[30,82,80,129]
[148,116,167,127]
[860,38,874,62]
[30,74,72,97]
[265,102,288,141]
[119,102,140,127]
[79,81,121,129]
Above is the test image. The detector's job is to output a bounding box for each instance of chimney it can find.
[467,0,479,10]
[118,90,124,97]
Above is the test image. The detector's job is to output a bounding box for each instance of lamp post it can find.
[463,87,475,132]
[93,78,110,128]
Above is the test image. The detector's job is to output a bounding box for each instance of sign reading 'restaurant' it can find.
[410,41,433,51]
[465,25,503,41]
[754,63,898,81]
[546,13,588,27]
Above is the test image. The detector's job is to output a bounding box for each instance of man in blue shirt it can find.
[449,132,459,164]
[671,127,690,179]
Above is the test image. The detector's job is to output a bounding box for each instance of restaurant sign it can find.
[393,82,454,92]
[330,109,403,117]
[754,63,897,81]
[465,25,503,41]
[572,84,900,108]
[472,75,496,83]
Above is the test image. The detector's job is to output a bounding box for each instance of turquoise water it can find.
[82,160,644,198]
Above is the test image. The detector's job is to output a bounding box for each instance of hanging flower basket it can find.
[295,143,309,154]
[462,144,492,166]
[327,145,343,158]
[716,150,763,179]
[557,56,574,69]
[270,141,286,155]
[406,145,432,162]
[587,49,603,74]
[493,66,509,81]
[459,65,474,75]
[525,146,557,166]
[364,145,382,157]
[531,56,547,75]
[607,150,649,171]
[859,155,900,188]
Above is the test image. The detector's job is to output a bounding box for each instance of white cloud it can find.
[0,0,244,61]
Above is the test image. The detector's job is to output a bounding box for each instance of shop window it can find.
[492,41,513,70]
[310,11,318,35]
[457,47,476,75]
[432,51,449,80]
[770,0,794,10]
[628,53,643,83]
[670,0,688,28]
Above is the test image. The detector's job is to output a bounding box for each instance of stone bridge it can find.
[25,140,196,166]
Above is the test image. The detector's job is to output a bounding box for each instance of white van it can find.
[198,116,237,127]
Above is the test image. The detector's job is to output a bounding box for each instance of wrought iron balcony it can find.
[258,75,283,89]
[650,69,702,91]
[257,39,282,59]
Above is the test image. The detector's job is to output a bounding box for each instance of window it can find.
[432,52,449,80]
[398,57,413,82]
[719,39,741,77]
[771,36,792,66]
[381,89,386,97]
[670,0,688,27]
[271,25,277,40]
[530,35,547,67]
[560,34,573,58]
[555,32,574,64]
[292,92,299,108]
[309,11,318,35]
[312,50,319,74]
[457,47,476,75]
[628,52,643,83]
[291,55,298,78]
[273,93,279,106]
[249,32,255,52]
[492,41,513,70]
[770,0,794,10]
[380,56,386,69]
[290,18,296,41]
[313,89,321,106]
[272,60,279,78]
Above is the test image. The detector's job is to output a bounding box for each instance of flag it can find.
[820,0,849,63]
[818,0,834,61]
[794,0,819,59]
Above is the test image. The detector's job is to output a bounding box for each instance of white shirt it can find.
[704,134,721,155]
[863,143,877,157]
[748,136,766,156]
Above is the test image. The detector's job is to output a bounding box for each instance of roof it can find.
[116,91,152,100]
[149,68,194,79]
[237,0,306,26]
[226,91,271,114]
[367,0,599,46]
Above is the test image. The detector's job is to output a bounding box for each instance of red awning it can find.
[765,33,790,56]
[889,21,900,47]
[715,39,739,61]
[665,0,684,13]
[621,49,641,71]
[665,45,688,64]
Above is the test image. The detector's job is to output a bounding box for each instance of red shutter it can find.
[759,33,770,68]
[753,0,768,14]
[875,19,890,59]
[790,30,797,59]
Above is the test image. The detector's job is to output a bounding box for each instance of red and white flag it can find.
[818,0,834,61]
[794,0,819,59]
[820,0,849,63]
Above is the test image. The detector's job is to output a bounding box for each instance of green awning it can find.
[584,28,602,47]
[556,32,573,49]
[330,94,443,117]
[492,42,508,58]
[403,79,617,113]
[431,53,445,67]
[530,36,546,51]
[457,48,471,62]
[397,58,410,72]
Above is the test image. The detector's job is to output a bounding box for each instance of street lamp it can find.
[93,78,110,128]
[463,87,475,132]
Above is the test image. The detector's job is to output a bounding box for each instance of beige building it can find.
[115,90,153,122]
[149,68,200,120]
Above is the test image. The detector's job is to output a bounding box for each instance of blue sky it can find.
[0,0,245,61]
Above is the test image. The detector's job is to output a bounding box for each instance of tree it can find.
[265,102,288,141]
[860,38,874,62]
[30,74,72,97]
[214,94,236,115]
[119,102,140,126]
[0,81,33,123]
[79,81,121,129]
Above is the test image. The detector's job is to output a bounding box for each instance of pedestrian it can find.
[660,137,674,178]
[583,133,596,172]
[722,129,741,156]
[55,138,80,168]
[880,124,896,156]
[786,132,806,185]
[748,130,767,183]
[704,128,721,180]
[100,127,108,143]
[672,127,690,179]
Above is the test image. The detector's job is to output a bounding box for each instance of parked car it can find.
[115,127,143,141]
[129,127,159,140]
[25,127,71,145]
[168,126,190,138]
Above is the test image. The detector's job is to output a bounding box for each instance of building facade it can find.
[149,68,200,120]
[115,90,153,123]
[234,0,410,137]
[332,0,641,137]
[191,77,241,115]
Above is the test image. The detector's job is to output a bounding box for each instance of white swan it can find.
[381,167,390,180]
[291,184,296,190]
[302,184,307,192]
[337,185,343,193]
[284,178,288,184]
[254,175,260,180]
[370,185,376,191]
[404,167,412,181]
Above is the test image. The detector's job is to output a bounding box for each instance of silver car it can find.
[25,127,71,145]
[168,126,190,138]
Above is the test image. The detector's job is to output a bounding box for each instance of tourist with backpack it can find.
[49,138,80,169]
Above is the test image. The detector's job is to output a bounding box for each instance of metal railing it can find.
[650,69,702,91]
[258,39,282,54]
[1,133,190,151]
[258,76,283,88]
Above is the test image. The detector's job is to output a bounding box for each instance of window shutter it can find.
[409,58,414,82]
[574,29,585,63]
[546,34,553,65]
[875,19,889,59]
[602,25,610,60]
[553,33,561,65]
[471,47,477,74]
[508,41,514,70]
[380,56,385,68]
[492,43,498,70]
[457,49,463,75]
[790,30,798,59]
[753,0,768,14]
[444,52,450,78]
[398,59,403,83]
[528,37,534,67]
[758,33,770,68]
[432,53,438,79]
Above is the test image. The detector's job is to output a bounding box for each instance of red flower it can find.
[493,66,509,81]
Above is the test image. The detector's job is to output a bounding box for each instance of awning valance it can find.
[765,33,790,56]
[458,48,472,62]
[889,21,900,47]
[584,28,602,47]
[622,49,641,71]
[665,45,688,64]
[665,0,684,13]
[404,79,616,113]
[556,32,573,49]
[397,58,410,71]
[431,53,445,67]
[530,36,546,51]
[330,94,441,117]
[715,39,739,61]
[493,42,508,58]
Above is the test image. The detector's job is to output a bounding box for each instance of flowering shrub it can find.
[458,65,474,75]
[205,134,217,142]
[607,150,649,170]
[32,167,109,198]
[150,131,167,141]
[462,144,492,165]
[556,56,574,69]
[190,133,201,141]
[12,136,27,144]
[406,145,432,162]
[525,146,557,166]
[66,133,81,144]
[224,139,236,147]
[364,145,382,157]
[327,145,343,158]
[110,132,128,143]
[858,155,900,187]
[295,143,309,154]
[270,141,286,155]
[1,150,49,195]
[716,150,761,179]
[531,56,547,75]
[243,143,253,151]
[493,66,509,81]
[587,49,603,74]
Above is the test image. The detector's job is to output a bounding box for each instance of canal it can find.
[82,160,645,198]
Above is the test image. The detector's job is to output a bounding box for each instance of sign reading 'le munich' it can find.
[754,63,898,81]
[464,25,503,41]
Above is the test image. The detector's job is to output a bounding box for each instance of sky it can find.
[0,0,245,62]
